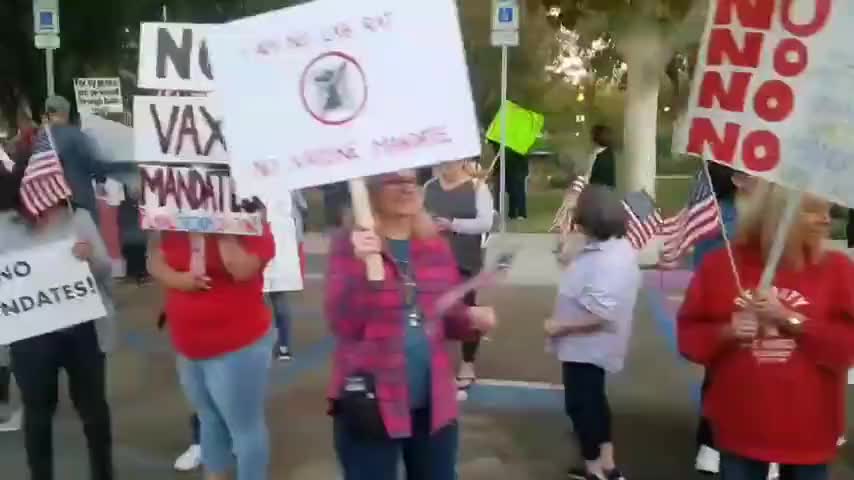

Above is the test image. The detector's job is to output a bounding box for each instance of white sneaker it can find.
[768,463,779,480]
[838,436,847,447]
[695,446,720,474]
[0,409,22,432]
[174,444,201,471]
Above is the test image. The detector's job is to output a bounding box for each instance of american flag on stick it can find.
[550,175,589,236]
[20,127,72,217]
[658,169,720,268]
[622,190,663,250]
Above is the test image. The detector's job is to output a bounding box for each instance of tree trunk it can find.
[620,28,667,198]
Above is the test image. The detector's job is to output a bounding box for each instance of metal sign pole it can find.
[498,46,509,233]
[45,49,55,96]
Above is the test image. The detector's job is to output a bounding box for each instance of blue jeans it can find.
[266,292,291,349]
[720,452,828,480]
[177,331,274,480]
[334,408,458,480]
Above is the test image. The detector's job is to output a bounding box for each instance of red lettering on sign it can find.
[742,131,780,172]
[753,80,794,122]
[373,127,452,156]
[781,0,831,37]
[698,71,752,112]
[714,0,774,30]
[707,29,765,68]
[773,38,808,77]
[686,118,740,165]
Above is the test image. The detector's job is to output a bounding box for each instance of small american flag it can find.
[659,169,720,267]
[622,190,663,250]
[20,127,72,217]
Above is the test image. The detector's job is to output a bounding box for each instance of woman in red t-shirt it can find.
[149,216,276,480]
[678,184,854,480]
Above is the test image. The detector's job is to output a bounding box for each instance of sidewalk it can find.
[304,232,851,287]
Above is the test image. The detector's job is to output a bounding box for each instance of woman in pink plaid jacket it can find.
[326,169,497,480]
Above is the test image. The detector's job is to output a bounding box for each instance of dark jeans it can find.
[10,322,113,480]
[267,292,292,349]
[720,452,828,480]
[507,173,527,219]
[334,409,458,480]
[848,210,853,248]
[563,362,611,461]
[459,269,480,364]
[697,373,714,448]
[121,244,147,280]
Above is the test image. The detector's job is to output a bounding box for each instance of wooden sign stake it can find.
[348,178,385,281]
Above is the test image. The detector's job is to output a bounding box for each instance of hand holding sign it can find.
[72,241,93,261]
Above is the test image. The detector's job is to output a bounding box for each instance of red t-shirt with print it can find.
[161,226,276,359]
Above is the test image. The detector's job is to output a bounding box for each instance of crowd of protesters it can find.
[0,95,852,480]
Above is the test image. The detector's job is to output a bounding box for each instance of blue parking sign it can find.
[498,7,513,23]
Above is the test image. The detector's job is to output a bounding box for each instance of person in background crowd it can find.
[148,199,276,480]
[424,159,494,400]
[265,190,308,361]
[43,95,109,224]
[678,183,854,480]
[322,182,350,231]
[545,185,640,480]
[848,209,853,249]
[0,148,21,433]
[118,183,149,284]
[1,159,117,480]
[10,104,38,165]
[506,147,529,220]
[326,169,497,479]
[589,125,616,189]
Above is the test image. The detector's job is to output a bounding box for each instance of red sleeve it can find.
[324,231,367,339]
[798,253,854,373]
[240,223,276,265]
[677,257,732,366]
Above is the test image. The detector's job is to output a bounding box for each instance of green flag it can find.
[486,101,544,155]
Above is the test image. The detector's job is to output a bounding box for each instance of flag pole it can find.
[701,160,744,294]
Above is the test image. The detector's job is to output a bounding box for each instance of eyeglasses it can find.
[382,177,418,189]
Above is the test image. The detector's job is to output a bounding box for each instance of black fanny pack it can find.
[336,371,388,441]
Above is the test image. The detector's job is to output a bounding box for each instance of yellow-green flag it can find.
[486,101,545,155]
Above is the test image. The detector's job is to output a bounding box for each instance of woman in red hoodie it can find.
[678,183,854,480]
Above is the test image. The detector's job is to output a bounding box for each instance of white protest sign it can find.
[675,0,854,208]
[138,23,215,91]
[133,95,228,165]
[0,239,107,344]
[139,164,263,236]
[208,0,480,199]
[74,78,123,114]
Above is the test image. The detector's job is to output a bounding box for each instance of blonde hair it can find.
[734,181,824,269]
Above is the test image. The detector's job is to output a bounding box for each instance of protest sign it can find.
[486,101,544,155]
[207,0,480,199]
[139,164,262,235]
[674,0,854,208]
[133,95,228,165]
[0,239,107,344]
[138,22,215,91]
[74,77,123,114]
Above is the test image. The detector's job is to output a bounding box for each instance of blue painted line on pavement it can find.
[465,384,563,412]
[645,286,679,357]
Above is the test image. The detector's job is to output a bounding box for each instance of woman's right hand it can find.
[351,230,381,260]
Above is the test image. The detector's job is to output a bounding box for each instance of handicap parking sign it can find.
[498,7,513,23]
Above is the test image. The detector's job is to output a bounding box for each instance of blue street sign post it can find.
[33,0,60,96]
[491,0,519,232]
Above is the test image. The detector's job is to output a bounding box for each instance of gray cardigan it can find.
[0,209,117,367]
